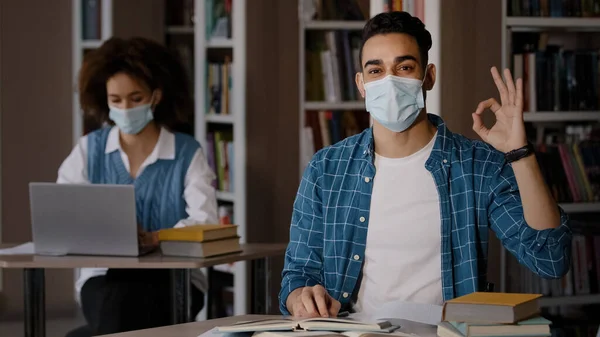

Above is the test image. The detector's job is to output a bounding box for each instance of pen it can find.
[337,311,350,317]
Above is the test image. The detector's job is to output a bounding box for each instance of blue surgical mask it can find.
[364,71,426,132]
[108,102,154,135]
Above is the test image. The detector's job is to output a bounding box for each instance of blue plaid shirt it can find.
[279,114,572,314]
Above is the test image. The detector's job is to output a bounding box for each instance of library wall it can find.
[245,0,300,313]
[0,0,76,319]
[113,0,165,42]
[439,0,503,287]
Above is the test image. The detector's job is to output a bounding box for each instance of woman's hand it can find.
[137,225,159,250]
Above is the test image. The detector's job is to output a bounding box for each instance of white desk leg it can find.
[23,268,45,337]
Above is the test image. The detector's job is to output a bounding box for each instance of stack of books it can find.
[157,224,241,258]
[437,292,552,337]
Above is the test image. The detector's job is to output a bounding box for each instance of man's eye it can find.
[399,65,412,71]
[131,97,143,103]
[368,69,381,74]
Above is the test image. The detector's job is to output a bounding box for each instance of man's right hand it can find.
[286,285,341,318]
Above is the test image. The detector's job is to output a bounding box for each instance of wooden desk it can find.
[102,315,278,337]
[0,243,287,337]
[101,315,439,337]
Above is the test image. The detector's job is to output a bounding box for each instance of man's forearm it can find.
[511,155,561,230]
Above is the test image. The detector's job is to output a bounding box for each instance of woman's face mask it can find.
[108,102,154,135]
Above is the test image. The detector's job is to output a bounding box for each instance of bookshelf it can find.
[72,0,113,145]
[500,0,600,315]
[164,0,247,317]
[298,0,436,175]
[71,0,113,303]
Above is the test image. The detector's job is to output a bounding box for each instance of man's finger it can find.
[491,67,508,105]
[503,68,516,105]
[475,98,501,115]
[472,113,489,142]
[328,298,342,317]
[314,292,330,317]
[515,77,524,112]
[301,291,319,316]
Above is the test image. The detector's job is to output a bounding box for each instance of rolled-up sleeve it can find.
[488,161,572,279]
[279,158,325,315]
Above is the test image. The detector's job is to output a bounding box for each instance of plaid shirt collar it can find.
[359,113,454,167]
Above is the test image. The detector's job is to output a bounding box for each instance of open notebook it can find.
[216,317,399,333]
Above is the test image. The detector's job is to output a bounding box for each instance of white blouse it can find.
[57,126,218,299]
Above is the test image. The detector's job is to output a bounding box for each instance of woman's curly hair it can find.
[78,36,193,135]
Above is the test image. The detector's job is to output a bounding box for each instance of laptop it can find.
[29,182,143,256]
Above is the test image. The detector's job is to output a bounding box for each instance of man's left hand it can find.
[472,66,528,153]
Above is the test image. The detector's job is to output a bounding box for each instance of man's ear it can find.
[355,72,365,98]
[423,64,436,91]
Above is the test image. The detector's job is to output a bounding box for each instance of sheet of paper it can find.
[0,242,34,255]
[198,327,253,337]
[350,301,442,326]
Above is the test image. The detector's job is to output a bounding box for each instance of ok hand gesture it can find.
[472,67,528,153]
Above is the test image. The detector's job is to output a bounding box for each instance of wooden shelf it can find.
[216,191,235,202]
[166,26,194,34]
[81,40,103,49]
[560,202,600,213]
[207,38,234,48]
[523,111,600,122]
[205,114,235,124]
[305,101,365,110]
[539,294,600,307]
[304,20,366,30]
[507,17,600,29]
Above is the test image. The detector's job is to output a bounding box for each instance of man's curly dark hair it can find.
[359,11,432,71]
[77,36,193,135]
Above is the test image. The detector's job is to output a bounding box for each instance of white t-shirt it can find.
[354,134,442,315]
[57,126,218,301]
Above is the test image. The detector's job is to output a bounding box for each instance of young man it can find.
[280,11,572,318]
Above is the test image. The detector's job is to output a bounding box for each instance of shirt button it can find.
[353,254,360,260]
[343,292,349,298]
[364,177,370,183]
[443,159,448,163]
[359,216,365,223]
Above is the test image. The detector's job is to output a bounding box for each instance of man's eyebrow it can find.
[394,55,418,64]
[363,59,382,68]
[363,56,419,68]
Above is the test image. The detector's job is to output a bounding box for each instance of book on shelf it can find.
[207,56,233,115]
[383,0,424,19]
[533,125,600,204]
[302,0,369,21]
[306,30,362,103]
[206,130,233,192]
[508,0,600,17]
[511,33,599,113]
[304,110,371,153]
[205,0,232,39]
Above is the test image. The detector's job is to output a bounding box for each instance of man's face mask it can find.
[364,68,427,133]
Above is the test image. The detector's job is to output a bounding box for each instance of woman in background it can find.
[60,37,217,336]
